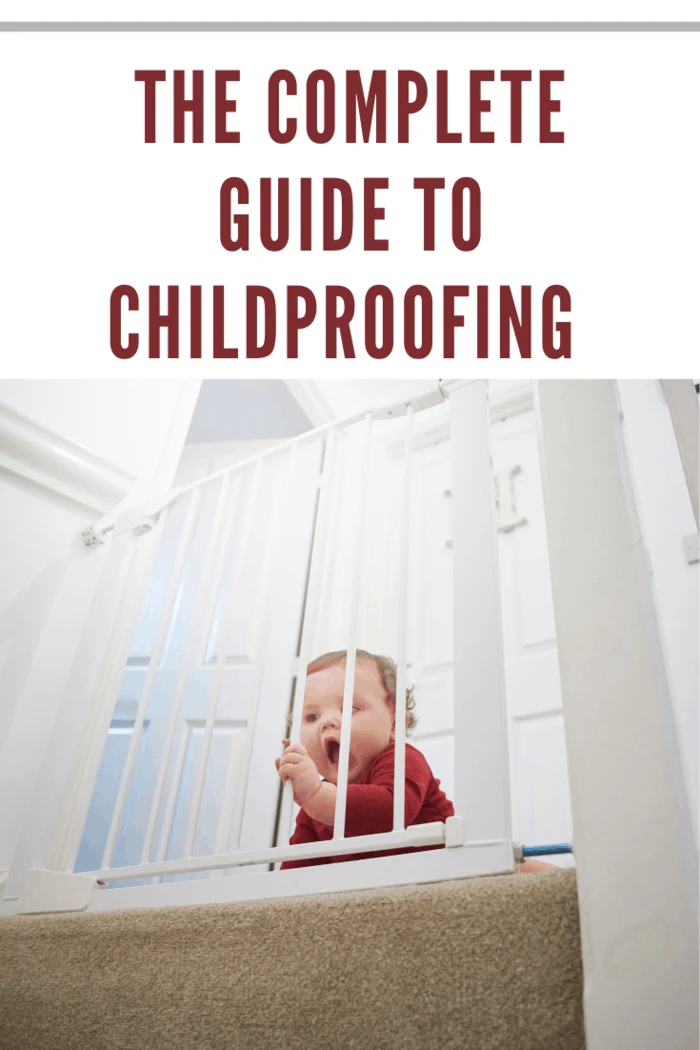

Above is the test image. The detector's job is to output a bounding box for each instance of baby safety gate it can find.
[22,380,523,911]
[10,380,696,930]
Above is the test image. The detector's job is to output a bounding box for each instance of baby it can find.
[275,648,556,873]
[275,649,454,868]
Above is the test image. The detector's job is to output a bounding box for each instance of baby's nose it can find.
[320,711,341,729]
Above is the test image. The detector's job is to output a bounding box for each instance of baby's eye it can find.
[304,712,319,722]
[352,705,361,713]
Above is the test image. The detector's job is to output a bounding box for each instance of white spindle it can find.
[224,446,298,855]
[449,380,511,844]
[334,413,374,840]
[144,473,236,869]
[182,460,263,860]
[100,491,200,871]
[393,405,415,832]
[278,429,339,845]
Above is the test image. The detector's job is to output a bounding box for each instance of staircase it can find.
[1,870,585,1050]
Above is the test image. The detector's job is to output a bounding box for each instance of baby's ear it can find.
[390,712,410,741]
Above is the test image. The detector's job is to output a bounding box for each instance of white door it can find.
[404,408,574,861]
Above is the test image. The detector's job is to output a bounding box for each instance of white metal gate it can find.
[34,380,516,906]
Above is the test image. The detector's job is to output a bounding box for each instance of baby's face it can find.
[300,660,395,785]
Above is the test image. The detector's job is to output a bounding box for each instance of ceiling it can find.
[185,380,313,443]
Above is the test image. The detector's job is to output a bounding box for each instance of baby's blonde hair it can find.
[303,649,417,733]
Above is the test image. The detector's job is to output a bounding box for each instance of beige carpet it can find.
[1,869,585,1050]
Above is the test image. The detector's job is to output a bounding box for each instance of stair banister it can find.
[536,379,698,1050]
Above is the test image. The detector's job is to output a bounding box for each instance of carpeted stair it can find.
[1,869,585,1050]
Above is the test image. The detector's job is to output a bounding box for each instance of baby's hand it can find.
[275,740,322,806]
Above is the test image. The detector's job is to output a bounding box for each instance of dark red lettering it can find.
[500,70,531,143]
[365,286,394,358]
[190,286,202,359]
[437,71,462,143]
[220,177,249,251]
[261,178,290,251]
[148,286,179,358]
[213,286,237,358]
[134,70,165,143]
[346,70,387,143]
[398,71,428,143]
[477,285,489,358]
[300,178,312,250]
[246,286,276,358]
[173,70,203,143]
[451,178,481,252]
[287,286,317,358]
[268,70,297,143]
[542,285,571,357]
[470,70,495,143]
[364,178,389,251]
[215,70,240,143]
[413,178,445,251]
[323,179,353,250]
[307,70,335,144]
[404,286,433,358]
[110,285,139,358]
[325,286,356,358]
[540,71,565,143]
[499,286,532,358]
[443,286,469,358]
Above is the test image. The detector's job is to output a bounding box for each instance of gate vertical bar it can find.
[393,405,415,832]
[334,413,374,840]
[536,379,698,1050]
[279,429,339,844]
[449,381,512,849]
[226,446,298,854]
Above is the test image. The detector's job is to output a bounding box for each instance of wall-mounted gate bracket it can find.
[16,869,103,915]
[81,491,182,548]
[445,816,466,847]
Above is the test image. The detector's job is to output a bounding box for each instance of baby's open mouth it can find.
[324,738,340,766]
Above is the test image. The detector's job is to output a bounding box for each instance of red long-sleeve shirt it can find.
[280,743,454,868]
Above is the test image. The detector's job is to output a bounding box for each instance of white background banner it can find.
[0,15,697,377]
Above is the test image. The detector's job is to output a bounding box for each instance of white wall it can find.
[0,379,199,891]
